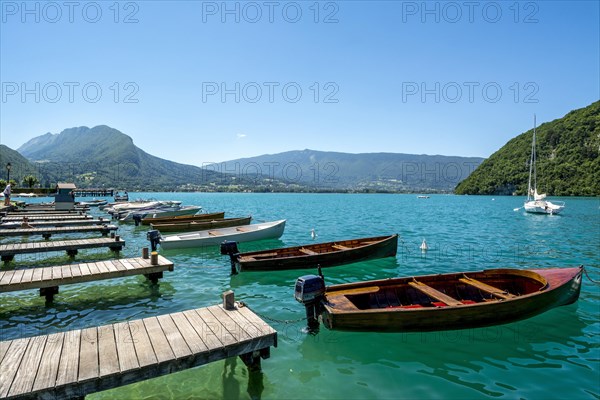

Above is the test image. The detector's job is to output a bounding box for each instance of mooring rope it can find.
[582,266,599,284]
[238,301,307,324]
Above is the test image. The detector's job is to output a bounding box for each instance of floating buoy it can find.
[311,228,317,240]
[420,239,428,252]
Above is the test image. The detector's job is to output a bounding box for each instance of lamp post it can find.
[6,163,11,183]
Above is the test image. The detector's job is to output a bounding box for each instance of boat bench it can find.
[408,281,463,306]
[249,252,278,259]
[235,227,251,232]
[459,277,515,299]
[332,244,351,251]
[299,248,318,255]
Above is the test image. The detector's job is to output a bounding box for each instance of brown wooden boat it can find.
[141,211,225,225]
[151,216,252,232]
[222,234,398,273]
[294,266,583,332]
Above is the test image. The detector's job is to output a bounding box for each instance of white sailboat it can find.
[523,115,565,215]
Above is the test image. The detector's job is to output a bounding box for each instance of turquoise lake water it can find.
[1,193,599,399]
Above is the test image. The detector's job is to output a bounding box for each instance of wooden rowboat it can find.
[158,219,286,250]
[294,266,583,332]
[222,234,398,273]
[151,216,252,232]
[141,211,225,225]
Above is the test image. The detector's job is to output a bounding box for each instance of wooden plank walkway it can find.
[0,225,118,239]
[0,256,174,300]
[0,300,277,399]
[1,215,92,222]
[5,210,87,215]
[13,207,89,213]
[2,213,89,220]
[0,237,124,262]
[1,219,110,228]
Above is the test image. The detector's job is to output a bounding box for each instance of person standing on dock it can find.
[3,183,10,206]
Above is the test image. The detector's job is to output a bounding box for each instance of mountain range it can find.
[4,100,597,195]
[209,150,484,192]
[0,126,484,192]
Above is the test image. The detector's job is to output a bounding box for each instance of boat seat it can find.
[250,252,279,259]
[408,281,463,306]
[332,244,351,251]
[342,286,380,296]
[299,248,318,255]
[236,227,251,232]
[459,277,515,300]
[208,231,222,236]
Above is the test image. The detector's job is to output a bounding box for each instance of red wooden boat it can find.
[221,235,398,273]
[295,266,583,332]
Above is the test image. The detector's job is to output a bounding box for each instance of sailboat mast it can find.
[527,115,536,201]
[533,114,537,195]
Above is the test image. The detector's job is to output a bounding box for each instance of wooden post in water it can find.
[142,247,149,259]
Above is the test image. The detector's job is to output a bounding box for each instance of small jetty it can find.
[0,293,277,400]
[0,237,124,262]
[72,188,114,197]
[0,225,118,239]
[0,255,174,301]
[2,209,87,215]
[1,215,92,222]
[7,219,110,228]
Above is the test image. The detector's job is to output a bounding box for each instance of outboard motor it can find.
[133,214,143,226]
[220,241,240,275]
[295,273,326,332]
[147,230,161,251]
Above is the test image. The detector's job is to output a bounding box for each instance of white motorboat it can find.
[157,219,286,250]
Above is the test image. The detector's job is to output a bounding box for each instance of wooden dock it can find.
[5,209,87,215]
[1,215,92,222]
[0,237,124,262]
[0,225,118,239]
[0,255,174,301]
[1,219,110,228]
[0,298,277,399]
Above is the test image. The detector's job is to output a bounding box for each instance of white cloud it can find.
[237,133,247,139]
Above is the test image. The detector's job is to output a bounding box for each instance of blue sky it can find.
[1,1,598,165]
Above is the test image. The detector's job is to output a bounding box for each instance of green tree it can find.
[8,179,17,188]
[0,179,6,188]
[22,175,40,188]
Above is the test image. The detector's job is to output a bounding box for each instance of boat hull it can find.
[152,216,252,232]
[141,211,225,225]
[524,200,565,215]
[238,235,398,272]
[160,220,286,250]
[320,267,582,332]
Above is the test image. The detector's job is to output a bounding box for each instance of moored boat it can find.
[294,266,583,332]
[78,199,108,207]
[221,234,398,273]
[141,211,225,225]
[523,115,565,214]
[126,205,202,223]
[151,216,252,232]
[155,219,286,250]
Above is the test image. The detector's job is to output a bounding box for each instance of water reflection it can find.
[292,305,594,398]
[0,279,175,340]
